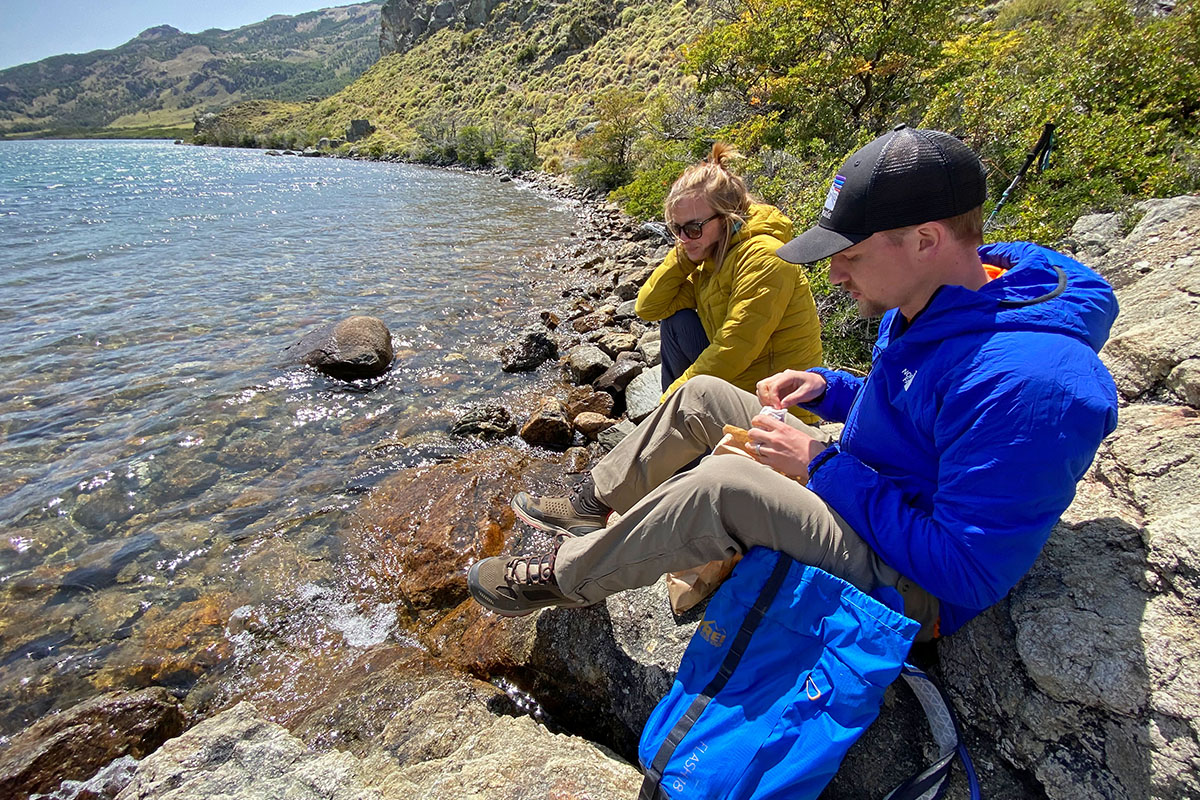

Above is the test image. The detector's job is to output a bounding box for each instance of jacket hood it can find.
[731,203,793,247]
[890,242,1118,353]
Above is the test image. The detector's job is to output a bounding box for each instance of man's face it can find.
[827,231,918,319]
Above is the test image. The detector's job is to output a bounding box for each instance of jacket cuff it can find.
[806,444,839,482]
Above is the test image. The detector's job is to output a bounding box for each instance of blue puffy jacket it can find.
[802,242,1119,635]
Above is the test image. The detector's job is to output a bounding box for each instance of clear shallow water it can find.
[0,140,580,734]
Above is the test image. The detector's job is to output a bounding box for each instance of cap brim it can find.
[776,224,869,264]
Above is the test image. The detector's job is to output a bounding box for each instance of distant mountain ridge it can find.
[0,2,383,138]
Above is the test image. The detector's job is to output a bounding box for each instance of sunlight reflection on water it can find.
[0,140,583,732]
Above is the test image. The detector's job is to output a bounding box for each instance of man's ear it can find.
[910,221,946,260]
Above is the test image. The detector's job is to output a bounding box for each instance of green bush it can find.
[502,136,541,172]
[573,88,644,190]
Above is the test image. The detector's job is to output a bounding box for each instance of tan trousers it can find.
[554,375,940,638]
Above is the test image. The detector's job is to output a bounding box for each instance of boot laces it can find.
[506,551,556,586]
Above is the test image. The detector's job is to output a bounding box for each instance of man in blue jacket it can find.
[468,126,1119,639]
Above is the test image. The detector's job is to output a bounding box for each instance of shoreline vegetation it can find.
[8,0,1197,372]
[0,126,195,141]
[179,0,1199,369]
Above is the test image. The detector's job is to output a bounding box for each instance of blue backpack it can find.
[638,547,981,800]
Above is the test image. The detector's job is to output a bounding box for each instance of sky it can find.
[0,1,353,70]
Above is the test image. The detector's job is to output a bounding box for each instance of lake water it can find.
[0,140,582,737]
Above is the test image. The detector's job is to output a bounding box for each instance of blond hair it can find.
[664,142,756,267]
[883,207,985,247]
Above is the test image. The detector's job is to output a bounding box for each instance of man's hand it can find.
[755,369,827,410]
[746,414,828,480]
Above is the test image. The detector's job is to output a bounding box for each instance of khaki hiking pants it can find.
[554,375,940,640]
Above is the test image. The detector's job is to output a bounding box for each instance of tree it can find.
[574,88,645,190]
[683,0,957,149]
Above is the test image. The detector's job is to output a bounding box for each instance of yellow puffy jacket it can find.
[636,204,822,417]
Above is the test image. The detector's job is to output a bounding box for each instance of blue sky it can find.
[0,1,352,70]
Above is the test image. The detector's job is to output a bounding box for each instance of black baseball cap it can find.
[777,125,987,265]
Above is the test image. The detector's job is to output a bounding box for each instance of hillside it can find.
[0,2,383,139]
[195,0,709,163]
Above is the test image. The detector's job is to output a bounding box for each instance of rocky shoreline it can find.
[5,148,1199,799]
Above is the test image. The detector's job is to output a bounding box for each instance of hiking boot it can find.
[467,550,590,617]
[511,474,610,537]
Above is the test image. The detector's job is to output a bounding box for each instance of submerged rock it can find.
[450,404,516,440]
[342,446,560,614]
[285,316,394,381]
[499,325,557,372]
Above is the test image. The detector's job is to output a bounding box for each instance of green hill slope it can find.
[0,2,383,139]
[197,0,708,163]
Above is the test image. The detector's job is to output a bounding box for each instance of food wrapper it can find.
[666,553,742,614]
[665,408,790,614]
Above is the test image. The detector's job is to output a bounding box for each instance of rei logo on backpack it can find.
[638,547,981,800]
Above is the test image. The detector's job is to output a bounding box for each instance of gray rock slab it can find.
[597,418,636,451]
[624,366,662,423]
[110,694,641,800]
[564,344,613,385]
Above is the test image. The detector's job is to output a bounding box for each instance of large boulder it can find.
[928,196,1200,799]
[285,316,394,381]
[345,119,375,142]
[0,687,183,799]
[110,693,641,800]
[435,580,696,760]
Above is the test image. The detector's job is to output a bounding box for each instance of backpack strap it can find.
[638,555,792,800]
[882,664,982,800]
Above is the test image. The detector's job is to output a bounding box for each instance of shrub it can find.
[573,88,644,190]
[502,136,541,172]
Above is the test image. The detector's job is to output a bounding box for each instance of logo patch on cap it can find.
[822,175,846,216]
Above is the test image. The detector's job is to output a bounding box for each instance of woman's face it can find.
[668,194,724,264]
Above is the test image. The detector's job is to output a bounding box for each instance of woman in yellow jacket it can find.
[637,143,822,416]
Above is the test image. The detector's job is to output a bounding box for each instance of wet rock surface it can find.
[449,403,516,439]
[284,315,394,381]
[499,324,558,372]
[518,397,574,449]
[0,688,183,799]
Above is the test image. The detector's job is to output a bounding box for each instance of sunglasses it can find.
[667,213,720,241]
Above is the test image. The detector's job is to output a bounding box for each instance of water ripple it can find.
[0,140,582,733]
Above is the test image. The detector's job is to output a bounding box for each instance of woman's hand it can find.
[755,369,827,409]
[746,414,828,480]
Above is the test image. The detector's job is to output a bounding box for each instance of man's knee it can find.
[685,455,770,499]
[676,374,742,408]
